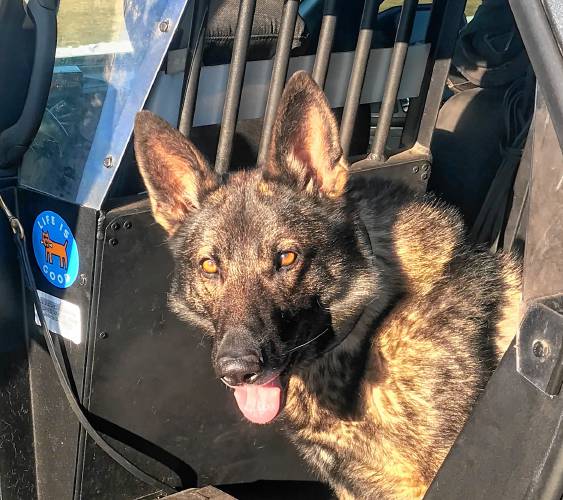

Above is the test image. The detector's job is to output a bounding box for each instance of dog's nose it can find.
[217,352,262,387]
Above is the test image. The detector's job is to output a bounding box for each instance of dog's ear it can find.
[264,71,347,198]
[134,111,218,235]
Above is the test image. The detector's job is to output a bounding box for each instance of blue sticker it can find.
[32,211,80,289]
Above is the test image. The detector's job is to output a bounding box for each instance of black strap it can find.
[311,220,378,357]
[470,73,534,251]
[0,194,178,495]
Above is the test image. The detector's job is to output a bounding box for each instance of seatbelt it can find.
[470,72,534,251]
[0,193,178,495]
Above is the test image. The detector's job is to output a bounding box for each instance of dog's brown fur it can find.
[283,194,520,499]
[133,71,521,499]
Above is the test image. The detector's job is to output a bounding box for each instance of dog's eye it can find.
[277,251,297,269]
[200,258,219,275]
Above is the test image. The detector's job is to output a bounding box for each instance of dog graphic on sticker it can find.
[40,231,69,269]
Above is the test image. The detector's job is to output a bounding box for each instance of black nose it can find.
[217,352,262,386]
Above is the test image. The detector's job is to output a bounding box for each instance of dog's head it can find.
[41,231,52,247]
[134,72,378,424]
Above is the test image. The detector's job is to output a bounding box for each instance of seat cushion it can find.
[0,0,35,132]
[429,87,506,226]
[203,0,308,65]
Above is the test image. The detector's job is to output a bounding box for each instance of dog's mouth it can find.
[220,363,292,424]
[232,375,285,424]
[221,323,334,424]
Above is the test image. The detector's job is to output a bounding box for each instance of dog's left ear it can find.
[264,71,347,198]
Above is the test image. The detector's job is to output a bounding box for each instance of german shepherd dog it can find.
[133,72,521,499]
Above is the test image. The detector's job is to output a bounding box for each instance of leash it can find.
[0,193,178,495]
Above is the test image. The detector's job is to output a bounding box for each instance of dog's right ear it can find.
[134,111,217,235]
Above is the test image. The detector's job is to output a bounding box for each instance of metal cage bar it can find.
[339,0,382,158]
[401,0,467,151]
[370,0,418,162]
[215,0,257,174]
[257,0,300,165]
[178,0,208,138]
[312,0,339,88]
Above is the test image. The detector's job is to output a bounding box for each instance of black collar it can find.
[310,217,377,358]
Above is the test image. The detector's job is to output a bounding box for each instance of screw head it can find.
[422,163,429,172]
[98,331,108,340]
[533,340,549,359]
[421,172,429,181]
[103,156,113,168]
[111,222,120,231]
[109,238,118,247]
[124,221,132,230]
[412,165,420,173]
[159,19,170,32]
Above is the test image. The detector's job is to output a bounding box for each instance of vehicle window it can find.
[20,0,187,208]
[20,0,128,201]
[57,0,127,47]
[380,0,482,18]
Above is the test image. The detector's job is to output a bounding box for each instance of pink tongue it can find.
[233,377,282,424]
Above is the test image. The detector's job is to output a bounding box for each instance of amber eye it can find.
[277,251,297,269]
[200,258,219,275]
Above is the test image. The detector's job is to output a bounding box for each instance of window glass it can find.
[380,0,482,18]
[20,0,187,208]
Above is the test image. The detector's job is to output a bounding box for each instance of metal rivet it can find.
[111,222,120,231]
[422,163,429,172]
[103,156,113,168]
[124,221,132,230]
[99,331,108,339]
[412,165,419,173]
[421,172,429,181]
[109,238,118,247]
[533,340,548,359]
[159,19,170,32]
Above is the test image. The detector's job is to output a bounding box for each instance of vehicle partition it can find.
[172,0,467,188]
[19,0,190,207]
[18,0,468,210]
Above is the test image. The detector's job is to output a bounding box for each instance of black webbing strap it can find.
[470,73,534,252]
[0,193,178,495]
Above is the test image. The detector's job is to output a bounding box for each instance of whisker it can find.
[285,327,330,354]
[220,378,236,389]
